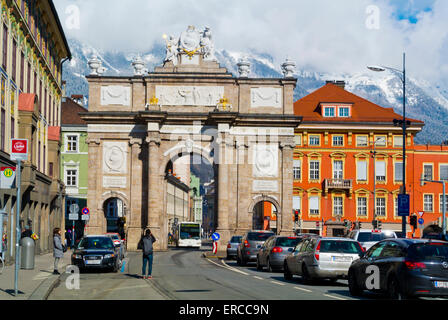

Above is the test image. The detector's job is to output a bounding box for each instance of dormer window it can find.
[321,104,352,118]
[324,107,335,117]
[339,107,350,117]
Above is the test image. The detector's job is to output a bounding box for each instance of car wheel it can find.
[267,259,273,273]
[240,256,247,266]
[256,257,263,271]
[388,276,406,300]
[348,270,363,297]
[284,262,293,280]
[302,264,313,284]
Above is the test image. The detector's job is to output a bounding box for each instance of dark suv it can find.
[348,239,448,299]
[237,230,275,266]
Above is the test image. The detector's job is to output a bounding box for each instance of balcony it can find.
[324,179,353,195]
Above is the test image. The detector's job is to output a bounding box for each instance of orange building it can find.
[287,81,448,238]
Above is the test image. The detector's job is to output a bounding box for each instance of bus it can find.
[175,222,202,248]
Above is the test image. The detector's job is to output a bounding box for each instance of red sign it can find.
[212,241,217,254]
[11,139,28,161]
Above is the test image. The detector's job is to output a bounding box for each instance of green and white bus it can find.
[175,222,202,248]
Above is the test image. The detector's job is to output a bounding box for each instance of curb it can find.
[28,262,69,300]
[202,252,226,259]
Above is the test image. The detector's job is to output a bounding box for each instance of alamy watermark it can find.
[365,5,381,30]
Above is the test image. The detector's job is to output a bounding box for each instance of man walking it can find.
[141,229,156,279]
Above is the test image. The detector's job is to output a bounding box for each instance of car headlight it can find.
[104,254,115,259]
[72,254,82,259]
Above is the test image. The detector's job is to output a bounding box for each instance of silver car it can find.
[284,237,364,283]
[226,235,242,260]
[237,230,275,266]
[256,236,304,272]
[348,229,397,251]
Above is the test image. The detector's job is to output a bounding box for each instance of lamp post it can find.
[368,52,408,237]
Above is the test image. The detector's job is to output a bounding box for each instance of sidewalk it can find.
[0,251,72,300]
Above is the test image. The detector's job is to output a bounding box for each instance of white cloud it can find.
[54,0,448,83]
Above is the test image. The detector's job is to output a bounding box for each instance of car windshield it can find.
[408,243,448,260]
[110,235,119,240]
[231,236,242,243]
[319,240,363,254]
[358,232,394,242]
[78,237,114,250]
[247,232,275,241]
[276,237,301,247]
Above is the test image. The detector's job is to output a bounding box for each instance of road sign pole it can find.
[72,221,75,248]
[14,160,21,297]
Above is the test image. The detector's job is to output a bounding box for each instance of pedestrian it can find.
[21,225,32,239]
[53,227,65,275]
[141,229,156,279]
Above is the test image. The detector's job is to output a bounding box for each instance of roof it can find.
[293,83,424,125]
[18,93,37,112]
[48,126,60,142]
[61,98,88,126]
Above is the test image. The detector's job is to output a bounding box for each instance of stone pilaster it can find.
[86,137,102,235]
[128,138,143,250]
[216,130,231,247]
[280,138,295,235]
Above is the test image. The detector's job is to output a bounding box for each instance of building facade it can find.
[292,81,448,237]
[61,96,88,240]
[190,173,203,224]
[0,0,71,259]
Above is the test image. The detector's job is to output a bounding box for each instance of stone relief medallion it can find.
[179,26,201,53]
[253,144,278,178]
[103,142,127,174]
[101,86,131,106]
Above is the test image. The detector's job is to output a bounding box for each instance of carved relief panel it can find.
[101,86,131,106]
[251,87,282,108]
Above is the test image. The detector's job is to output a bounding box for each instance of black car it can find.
[72,235,121,272]
[422,233,448,242]
[348,239,448,299]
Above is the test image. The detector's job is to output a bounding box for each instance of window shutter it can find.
[440,165,448,181]
[376,161,386,176]
[357,161,367,180]
[395,162,403,181]
[309,196,319,210]
[293,196,301,210]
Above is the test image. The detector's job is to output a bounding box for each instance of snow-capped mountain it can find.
[63,38,448,145]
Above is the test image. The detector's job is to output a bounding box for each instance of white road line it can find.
[253,276,264,280]
[270,280,286,286]
[294,286,312,293]
[323,293,347,300]
[205,258,249,275]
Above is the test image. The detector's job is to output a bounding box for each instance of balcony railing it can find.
[324,179,353,192]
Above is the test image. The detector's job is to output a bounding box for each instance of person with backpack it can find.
[141,229,156,279]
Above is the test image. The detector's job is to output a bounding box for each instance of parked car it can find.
[348,229,397,251]
[237,230,275,266]
[284,237,364,283]
[72,235,121,272]
[348,239,448,299]
[105,232,125,259]
[226,235,242,260]
[256,235,305,272]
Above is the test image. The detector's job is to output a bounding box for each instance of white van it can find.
[347,229,397,251]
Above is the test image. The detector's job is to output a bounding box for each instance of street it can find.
[47,243,388,301]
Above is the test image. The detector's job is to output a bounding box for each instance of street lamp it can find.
[368,52,408,237]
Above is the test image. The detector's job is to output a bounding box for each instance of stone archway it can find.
[100,191,129,236]
[249,195,282,234]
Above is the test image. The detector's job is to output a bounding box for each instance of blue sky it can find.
[390,0,435,23]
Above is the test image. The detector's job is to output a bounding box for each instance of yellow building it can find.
[0,0,71,259]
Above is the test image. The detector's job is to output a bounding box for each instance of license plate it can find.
[434,281,448,288]
[86,260,101,265]
[333,256,352,262]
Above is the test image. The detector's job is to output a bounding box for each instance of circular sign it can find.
[418,218,424,225]
[212,232,220,241]
[82,207,90,215]
[13,141,25,152]
[3,168,13,178]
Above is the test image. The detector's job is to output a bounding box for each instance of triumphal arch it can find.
[81,26,301,250]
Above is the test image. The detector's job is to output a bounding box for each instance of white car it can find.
[347,229,397,251]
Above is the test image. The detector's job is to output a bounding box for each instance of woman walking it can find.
[53,228,64,275]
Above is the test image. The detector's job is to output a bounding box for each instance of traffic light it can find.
[294,210,299,222]
[372,220,378,229]
[377,220,382,230]
[410,215,417,229]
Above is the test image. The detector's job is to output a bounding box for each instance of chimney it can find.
[326,80,346,89]
[71,94,84,105]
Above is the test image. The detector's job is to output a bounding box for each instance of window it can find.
[333,196,343,216]
[424,164,433,181]
[332,135,344,146]
[324,107,335,117]
[333,160,343,179]
[310,160,320,181]
[375,161,386,181]
[395,162,403,182]
[441,165,448,181]
[376,197,386,217]
[12,40,17,82]
[357,160,367,181]
[375,136,387,147]
[357,197,367,216]
[293,196,301,211]
[293,159,301,180]
[339,107,350,117]
[66,169,78,187]
[309,135,320,146]
[424,194,433,212]
[393,136,403,147]
[440,195,448,213]
[20,52,24,91]
[395,197,398,216]
[66,135,78,152]
[2,24,8,70]
[356,135,368,147]
[49,162,54,177]
[0,109,4,151]
[294,134,302,146]
[309,196,319,215]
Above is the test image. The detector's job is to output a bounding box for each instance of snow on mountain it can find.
[62,38,448,145]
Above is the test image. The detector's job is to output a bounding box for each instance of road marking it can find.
[205,258,249,276]
[270,280,286,286]
[253,276,264,280]
[294,286,312,293]
[323,293,347,300]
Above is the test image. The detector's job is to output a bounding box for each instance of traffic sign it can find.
[68,214,79,221]
[10,139,28,161]
[418,218,424,225]
[418,211,424,217]
[398,194,410,217]
[0,167,16,189]
[212,241,218,254]
[212,232,220,241]
[82,207,90,215]
[81,214,90,221]
[69,203,79,214]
